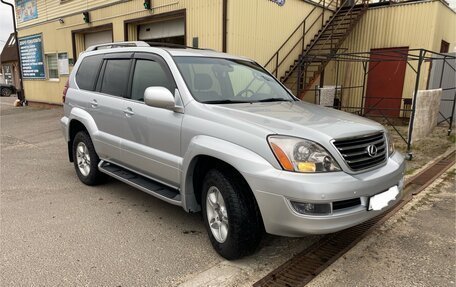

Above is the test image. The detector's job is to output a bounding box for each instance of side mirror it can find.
[144,87,175,110]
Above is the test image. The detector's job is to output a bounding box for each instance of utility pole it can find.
[1,0,26,105]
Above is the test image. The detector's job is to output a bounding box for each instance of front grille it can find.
[332,198,361,211]
[333,132,387,171]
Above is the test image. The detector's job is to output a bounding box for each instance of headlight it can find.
[268,136,341,173]
[385,130,395,157]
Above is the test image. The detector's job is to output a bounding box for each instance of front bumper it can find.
[245,152,405,237]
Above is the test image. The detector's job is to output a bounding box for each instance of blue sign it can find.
[270,0,285,6]
[19,34,46,79]
[16,0,38,22]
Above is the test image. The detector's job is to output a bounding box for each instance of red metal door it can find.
[364,47,408,117]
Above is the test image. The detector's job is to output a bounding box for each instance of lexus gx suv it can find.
[61,41,405,259]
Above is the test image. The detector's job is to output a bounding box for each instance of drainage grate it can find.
[254,151,455,287]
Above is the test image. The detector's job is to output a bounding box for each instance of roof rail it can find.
[145,41,216,51]
[85,41,150,52]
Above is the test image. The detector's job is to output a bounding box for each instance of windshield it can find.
[173,56,295,104]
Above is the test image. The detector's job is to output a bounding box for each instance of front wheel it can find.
[202,169,263,259]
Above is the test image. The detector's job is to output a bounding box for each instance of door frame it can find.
[71,23,113,62]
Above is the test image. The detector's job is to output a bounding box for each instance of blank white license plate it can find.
[368,185,399,211]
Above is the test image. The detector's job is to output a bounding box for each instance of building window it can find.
[46,54,59,79]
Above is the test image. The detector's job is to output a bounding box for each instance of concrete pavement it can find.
[307,167,456,287]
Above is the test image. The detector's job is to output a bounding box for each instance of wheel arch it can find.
[181,136,273,214]
[66,108,99,162]
[68,120,89,162]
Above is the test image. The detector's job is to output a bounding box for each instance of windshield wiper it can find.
[256,98,292,103]
[202,99,250,104]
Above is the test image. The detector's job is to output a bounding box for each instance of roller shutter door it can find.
[84,30,113,48]
[138,18,184,41]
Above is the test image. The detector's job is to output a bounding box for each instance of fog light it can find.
[290,201,331,215]
[297,162,316,172]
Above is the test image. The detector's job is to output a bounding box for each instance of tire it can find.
[202,168,263,259]
[72,131,105,185]
[1,87,12,97]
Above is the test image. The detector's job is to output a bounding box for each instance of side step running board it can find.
[98,161,181,205]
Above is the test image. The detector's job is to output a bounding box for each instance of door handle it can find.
[123,107,134,117]
[90,99,98,108]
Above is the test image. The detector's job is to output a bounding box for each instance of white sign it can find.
[58,53,69,75]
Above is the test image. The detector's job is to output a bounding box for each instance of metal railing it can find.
[290,0,369,96]
[264,0,341,78]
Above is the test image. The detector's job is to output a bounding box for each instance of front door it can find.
[364,47,408,117]
[120,53,182,187]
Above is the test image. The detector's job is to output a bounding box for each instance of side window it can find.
[131,59,175,101]
[76,55,103,91]
[100,59,131,97]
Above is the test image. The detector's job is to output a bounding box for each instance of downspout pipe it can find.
[222,0,227,52]
[1,0,26,104]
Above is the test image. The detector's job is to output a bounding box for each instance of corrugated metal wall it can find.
[322,0,456,111]
[431,2,456,52]
[18,0,223,50]
[17,0,225,104]
[16,0,124,28]
[227,0,326,71]
[16,0,455,105]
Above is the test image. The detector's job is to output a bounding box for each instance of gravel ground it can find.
[385,124,455,174]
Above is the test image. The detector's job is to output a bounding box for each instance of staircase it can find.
[265,0,369,99]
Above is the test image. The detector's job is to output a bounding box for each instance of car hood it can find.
[210,101,384,140]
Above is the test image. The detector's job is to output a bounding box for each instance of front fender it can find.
[181,135,277,212]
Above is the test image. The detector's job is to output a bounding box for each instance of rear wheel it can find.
[72,131,105,185]
[1,87,12,97]
[202,169,263,259]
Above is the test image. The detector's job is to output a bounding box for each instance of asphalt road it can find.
[0,97,317,286]
[0,97,219,286]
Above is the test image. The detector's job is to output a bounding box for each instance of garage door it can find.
[84,30,113,48]
[138,18,184,41]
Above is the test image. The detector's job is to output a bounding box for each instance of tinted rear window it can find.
[76,55,103,91]
[100,59,131,97]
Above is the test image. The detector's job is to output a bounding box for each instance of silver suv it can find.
[61,42,405,259]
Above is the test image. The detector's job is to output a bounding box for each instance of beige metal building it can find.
[14,0,456,105]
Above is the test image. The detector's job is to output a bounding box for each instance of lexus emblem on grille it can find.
[366,144,378,157]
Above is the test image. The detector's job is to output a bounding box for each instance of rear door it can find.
[88,53,133,163]
[120,52,183,186]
